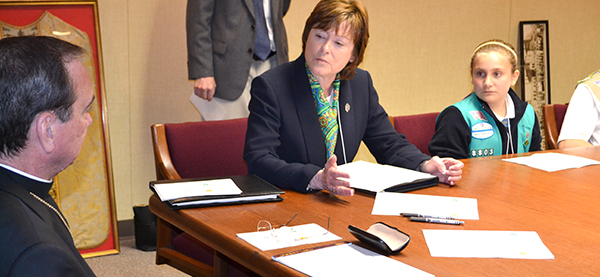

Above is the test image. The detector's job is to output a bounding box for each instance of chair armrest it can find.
[151,124,182,180]
[543,105,559,150]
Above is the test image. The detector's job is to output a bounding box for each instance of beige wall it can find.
[96,0,600,220]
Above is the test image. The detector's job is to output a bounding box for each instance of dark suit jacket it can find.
[186,0,290,101]
[0,167,95,277]
[243,55,430,192]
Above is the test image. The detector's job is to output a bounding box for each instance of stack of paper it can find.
[337,160,438,193]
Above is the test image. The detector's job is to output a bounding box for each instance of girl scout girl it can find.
[429,39,542,159]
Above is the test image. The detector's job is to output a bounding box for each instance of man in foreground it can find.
[0,36,96,276]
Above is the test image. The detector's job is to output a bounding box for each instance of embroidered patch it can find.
[470,148,494,157]
[469,110,487,121]
[471,122,494,139]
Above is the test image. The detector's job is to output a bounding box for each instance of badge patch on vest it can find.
[469,110,487,121]
[470,148,494,157]
[471,122,494,139]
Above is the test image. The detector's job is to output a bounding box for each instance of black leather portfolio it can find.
[150,175,284,209]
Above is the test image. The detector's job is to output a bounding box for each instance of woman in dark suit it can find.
[243,0,463,195]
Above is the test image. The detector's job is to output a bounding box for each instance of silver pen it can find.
[409,217,464,225]
[401,213,456,220]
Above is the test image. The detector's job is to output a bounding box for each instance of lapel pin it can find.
[345,103,350,113]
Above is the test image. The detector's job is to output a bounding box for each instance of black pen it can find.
[409,217,464,225]
[401,213,456,220]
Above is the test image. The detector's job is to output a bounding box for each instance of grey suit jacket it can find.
[186,0,290,101]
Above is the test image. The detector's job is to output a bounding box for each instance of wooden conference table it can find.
[149,147,600,276]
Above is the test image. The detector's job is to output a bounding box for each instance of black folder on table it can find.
[150,175,284,210]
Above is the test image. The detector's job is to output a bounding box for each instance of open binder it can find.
[150,175,284,209]
[337,160,439,193]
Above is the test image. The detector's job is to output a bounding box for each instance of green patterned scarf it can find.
[306,62,340,159]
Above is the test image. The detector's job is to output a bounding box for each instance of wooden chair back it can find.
[150,118,252,277]
[542,104,568,149]
[151,118,248,180]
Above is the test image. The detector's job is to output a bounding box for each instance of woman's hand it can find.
[422,156,464,186]
[311,155,354,196]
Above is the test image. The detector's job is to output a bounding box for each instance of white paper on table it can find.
[423,229,554,259]
[502,152,600,172]
[236,223,341,251]
[337,160,437,192]
[272,242,434,277]
[372,192,479,220]
[152,178,241,201]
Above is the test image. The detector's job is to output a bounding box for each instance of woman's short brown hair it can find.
[302,0,369,80]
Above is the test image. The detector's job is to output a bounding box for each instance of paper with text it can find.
[153,178,241,201]
[372,192,479,220]
[237,223,341,251]
[423,230,554,259]
[503,153,600,172]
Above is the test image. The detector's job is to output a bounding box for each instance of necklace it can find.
[30,192,74,240]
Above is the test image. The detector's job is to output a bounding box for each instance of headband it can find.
[473,41,518,62]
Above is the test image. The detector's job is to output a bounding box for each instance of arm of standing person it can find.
[186,0,217,101]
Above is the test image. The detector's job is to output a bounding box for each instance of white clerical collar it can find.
[0,163,52,183]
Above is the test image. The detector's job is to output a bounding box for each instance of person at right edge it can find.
[429,39,542,159]
[557,70,600,148]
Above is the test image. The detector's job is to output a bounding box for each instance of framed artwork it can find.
[519,20,550,148]
[0,0,118,258]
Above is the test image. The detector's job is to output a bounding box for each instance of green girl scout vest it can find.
[453,93,535,158]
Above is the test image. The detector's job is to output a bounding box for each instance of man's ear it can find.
[35,112,57,154]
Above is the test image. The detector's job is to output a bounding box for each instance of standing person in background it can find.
[0,36,95,276]
[558,70,600,148]
[186,0,290,120]
[244,0,463,195]
[429,39,542,159]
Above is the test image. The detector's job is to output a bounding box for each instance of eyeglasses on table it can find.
[257,213,331,242]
